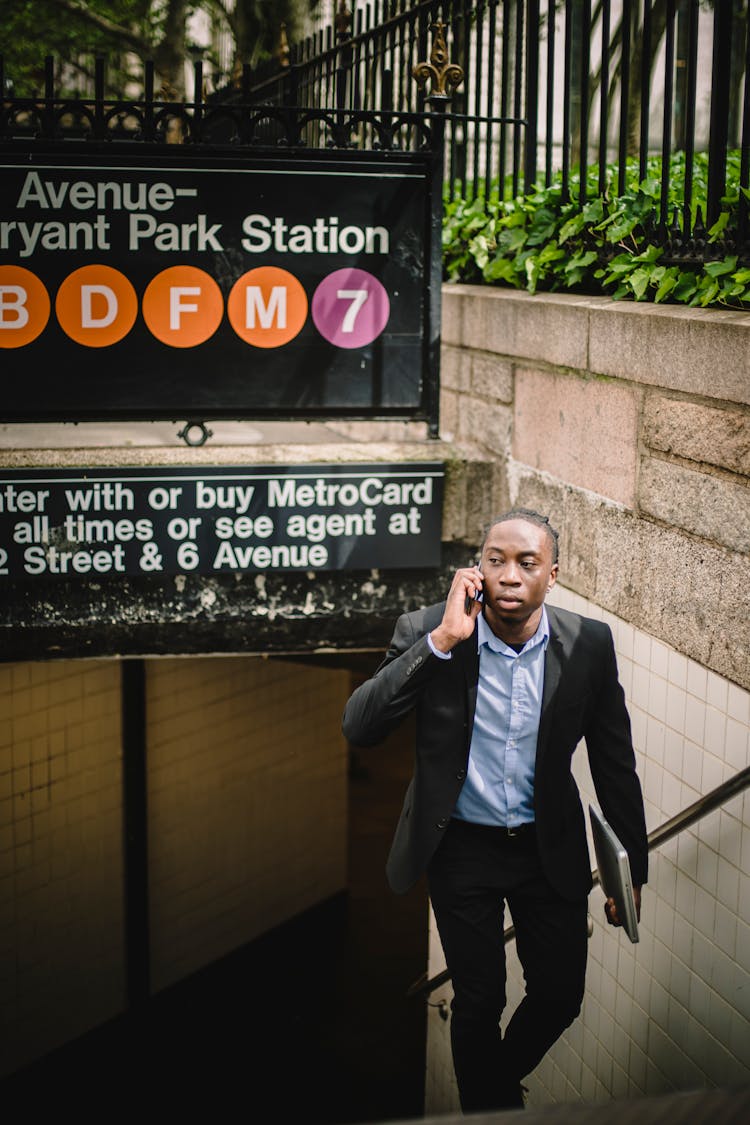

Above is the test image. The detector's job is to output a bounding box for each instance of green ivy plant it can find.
[442,152,750,309]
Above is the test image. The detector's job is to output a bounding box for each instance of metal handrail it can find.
[407,763,750,999]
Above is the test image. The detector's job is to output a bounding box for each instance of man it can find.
[343,508,648,1113]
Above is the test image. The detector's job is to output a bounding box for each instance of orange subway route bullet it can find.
[0,266,51,348]
[142,265,224,348]
[227,266,308,349]
[55,264,138,347]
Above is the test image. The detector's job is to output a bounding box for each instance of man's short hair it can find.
[482,508,560,565]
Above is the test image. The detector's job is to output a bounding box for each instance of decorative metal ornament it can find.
[412,21,464,100]
[278,22,291,68]
[336,2,353,41]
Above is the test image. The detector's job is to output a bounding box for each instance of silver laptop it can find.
[589,804,639,943]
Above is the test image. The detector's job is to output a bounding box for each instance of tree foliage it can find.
[442,152,750,310]
[1,0,309,96]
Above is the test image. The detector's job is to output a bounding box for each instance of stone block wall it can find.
[440,287,750,692]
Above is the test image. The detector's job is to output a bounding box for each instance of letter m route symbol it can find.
[246,286,286,329]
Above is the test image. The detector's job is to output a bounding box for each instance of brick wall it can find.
[439,287,749,692]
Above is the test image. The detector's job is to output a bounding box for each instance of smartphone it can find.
[464,567,483,614]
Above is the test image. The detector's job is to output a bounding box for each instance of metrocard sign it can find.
[0,153,431,421]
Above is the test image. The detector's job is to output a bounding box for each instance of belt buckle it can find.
[506,825,519,838]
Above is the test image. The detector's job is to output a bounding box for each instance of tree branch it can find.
[53,0,152,56]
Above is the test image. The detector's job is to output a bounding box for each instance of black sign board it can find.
[0,152,432,422]
[0,464,444,578]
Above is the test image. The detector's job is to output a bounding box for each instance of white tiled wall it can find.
[0,660,125,1077]
[1,655,351,1076]
[147,656,350,990]
[425,586,750,1113]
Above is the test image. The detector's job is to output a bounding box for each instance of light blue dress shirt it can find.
[443,607,549,827]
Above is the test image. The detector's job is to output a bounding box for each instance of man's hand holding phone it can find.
[429,565,484,654]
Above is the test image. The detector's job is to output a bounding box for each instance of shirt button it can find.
[436,817,449,829]
[456,769,466,780]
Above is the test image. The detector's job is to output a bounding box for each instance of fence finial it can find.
[336,2,352,41]
[413,21,463,101]
[278,22,291,68]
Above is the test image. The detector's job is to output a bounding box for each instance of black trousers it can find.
[428,818,589,1114]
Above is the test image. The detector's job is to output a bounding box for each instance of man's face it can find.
[479,518,558,638]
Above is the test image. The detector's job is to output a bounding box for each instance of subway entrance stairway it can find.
[3,713,428,1122]
[415,1085,750,1125]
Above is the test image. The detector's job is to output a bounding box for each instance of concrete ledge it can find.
[442,286,750,407]
[589,302,750,405]
[442,286,593,370]
[0,546,470,662]
[0,436,444,469]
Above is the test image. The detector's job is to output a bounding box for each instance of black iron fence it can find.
[249,0,749,246]
[2,1,748,251]
[0,54,438,152]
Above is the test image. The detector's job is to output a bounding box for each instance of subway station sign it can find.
[0,153,431,421]
[0,464,444,578]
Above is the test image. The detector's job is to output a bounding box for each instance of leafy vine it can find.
[442,152,749,309]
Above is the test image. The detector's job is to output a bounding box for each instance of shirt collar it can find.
[477,604,550,657]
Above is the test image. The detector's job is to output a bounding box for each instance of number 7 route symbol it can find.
[312,268,390,349]
[336,289,369,333]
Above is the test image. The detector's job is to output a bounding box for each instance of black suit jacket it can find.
[343,602,648,899]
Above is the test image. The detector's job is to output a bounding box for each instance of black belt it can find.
[451,818,536,840]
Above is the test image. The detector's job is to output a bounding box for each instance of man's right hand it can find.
[430,566,484,654]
